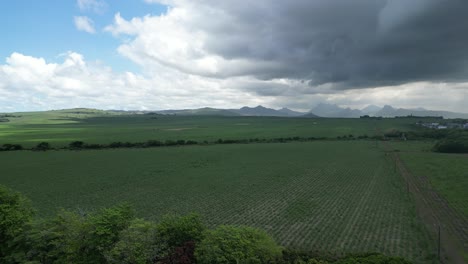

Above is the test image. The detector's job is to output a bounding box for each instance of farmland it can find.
[389,142,468,262]
[400,150,468,217]
[3,111,466,263]
[0,109,438,148]
[0,141,434,263]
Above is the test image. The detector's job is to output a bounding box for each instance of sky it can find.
[0,0,467,113]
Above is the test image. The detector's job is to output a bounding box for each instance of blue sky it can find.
[0,0,467,113]
[0,0,166,72]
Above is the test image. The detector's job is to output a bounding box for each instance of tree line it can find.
[0,134,375,153]
[384,129,468,153]
[0,185,412,264]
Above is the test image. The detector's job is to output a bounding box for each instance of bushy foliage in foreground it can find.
[0,185,413,264]
[195,225,283,264]
[0,185,34,263]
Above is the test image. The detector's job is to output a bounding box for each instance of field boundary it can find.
[0,136,375,152]
[383,142,467,264]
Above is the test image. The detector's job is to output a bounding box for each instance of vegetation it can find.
[3,111,460,262]
[399,150,468,217]
[196,225,283,264]
[431,130,468,153]
[0,109,438,148]
[0,142,435,262]
[0,185,414,264]
[0,185,34,263]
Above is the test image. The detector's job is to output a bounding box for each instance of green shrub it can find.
[106,219,160,264]
[33,142,51,151]
[26,210,86,264]
[0,185,34,263]
[433,140,468,153]
[157,213,205,248]
[195,225,282,264]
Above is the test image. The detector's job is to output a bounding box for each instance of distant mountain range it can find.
[155,105,306,117]
[149,104,468,119]
[372,105,468,119]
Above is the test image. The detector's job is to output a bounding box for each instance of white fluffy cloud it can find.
[1,1,468,113]
[0,52,467,113]
[0,52,265,112]
[74,16,96,34]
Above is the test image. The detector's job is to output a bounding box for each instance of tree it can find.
[1,144,23,151]
[0,185,34,263]
[106,219,160,264]
[83,204,135,263]
[156,213,206,263]
[26,210,86,264]
[195,225,283,264]
[34,142,51,151]
[69,141,85,149]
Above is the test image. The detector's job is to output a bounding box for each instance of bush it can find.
[195,225,282,264]
[26,210,86,263]
[165,140,178,146]
[69,141,85,149]
[433,140,468,153]
[33,142,51,151]
[1,144,23,151]
[84,204,135,263]
[0,185,34,263]
[186,140,198,145]
[157,213,205,248]
[156,214,206,263]
[145,140,163,147]
[106,219,160,264]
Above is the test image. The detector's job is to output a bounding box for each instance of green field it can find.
[388,141,468,262]
[0,141,434,263]
[386,141,468,218]
[400,149,468,218]
[0,109,436,148]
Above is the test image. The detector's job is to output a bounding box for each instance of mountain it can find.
[232,105,289,117]
[375,105,468,118]
[157,107,240,116]
[301,112,320,118]
[148,104,468,119]
[310,103,362,118]
[375,105,396,117]
[361,105,382,115]
[277,107,305,117]
[156,106,304,117]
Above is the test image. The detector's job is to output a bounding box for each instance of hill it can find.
[156,107,240,116]
[375,105,468,118]
[309,103,362,118]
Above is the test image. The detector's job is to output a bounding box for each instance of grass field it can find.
[400,150,468,218]
[0,141,434,263]
[387,141,468,262]
[386,141,468,218]
[0,109,437,148]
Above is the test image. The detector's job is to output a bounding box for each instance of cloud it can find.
[2,1,468,113]
[1,52,467,113]
[77,0,107,13]
[108,0,468,89]
[74,16,96,34]
[0,52,264,112]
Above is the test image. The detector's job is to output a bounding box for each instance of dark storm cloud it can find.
[189,0,468,88]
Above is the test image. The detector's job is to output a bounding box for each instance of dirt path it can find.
[382,141,467,264]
